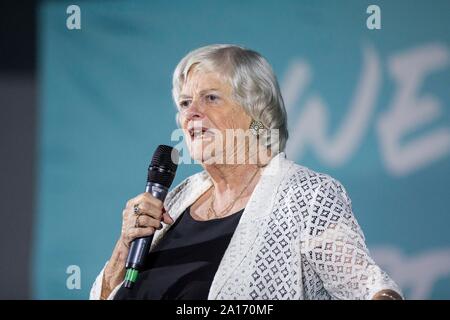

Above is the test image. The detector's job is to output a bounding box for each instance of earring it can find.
[249,119,265,136]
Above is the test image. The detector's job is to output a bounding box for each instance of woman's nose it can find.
[184,101,204,121]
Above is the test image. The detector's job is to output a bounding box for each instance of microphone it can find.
[123,145,179,289]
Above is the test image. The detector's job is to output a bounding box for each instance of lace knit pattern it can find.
[212,166,401,299]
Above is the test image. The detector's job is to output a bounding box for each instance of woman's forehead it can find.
[181,70,230,96]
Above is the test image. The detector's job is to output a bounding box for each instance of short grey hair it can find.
[172,44,289,152]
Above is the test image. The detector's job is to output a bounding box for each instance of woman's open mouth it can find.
[188,127,211,140]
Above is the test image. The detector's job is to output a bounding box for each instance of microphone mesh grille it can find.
[147,145,179,188]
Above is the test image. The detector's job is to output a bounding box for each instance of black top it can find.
[114,206,244,300]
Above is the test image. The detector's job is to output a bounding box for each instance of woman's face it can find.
[177,68,252,164]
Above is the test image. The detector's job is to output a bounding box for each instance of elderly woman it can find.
[90,44,402,300]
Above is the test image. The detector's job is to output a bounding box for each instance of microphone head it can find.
[147,145,179,188]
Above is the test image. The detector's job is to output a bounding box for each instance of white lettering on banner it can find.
[285,45,381,167]
[284,43,450,176]
[282,60,311,115]
[377,44,450,176]
[372,246,450,299]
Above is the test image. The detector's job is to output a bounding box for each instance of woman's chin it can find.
[187,143,208,163]
[187,146,223,165]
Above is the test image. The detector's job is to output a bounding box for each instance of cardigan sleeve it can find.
[299,177,403,300]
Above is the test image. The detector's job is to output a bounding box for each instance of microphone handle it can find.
[123,182,169,288]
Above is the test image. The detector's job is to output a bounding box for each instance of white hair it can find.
[172,44,289,152]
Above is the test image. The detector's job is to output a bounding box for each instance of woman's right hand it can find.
[100,193,174,299]
[120,192,174,248]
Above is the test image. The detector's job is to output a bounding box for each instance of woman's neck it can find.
[202,147,273,194]
[190,149,275,219]
[203,163,260,194]
[194,162,261,219]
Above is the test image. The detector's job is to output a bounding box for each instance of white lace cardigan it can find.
[90,152,402,300]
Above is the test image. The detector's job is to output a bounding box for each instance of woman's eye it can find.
[179,100,190,108]
[206,94,218,102]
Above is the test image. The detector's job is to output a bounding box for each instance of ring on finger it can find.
[133,203,141,215]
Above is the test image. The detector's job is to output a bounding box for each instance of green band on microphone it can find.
[125,268,138,283]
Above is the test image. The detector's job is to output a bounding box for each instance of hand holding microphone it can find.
[120,193,173,250]
[101,145,178,298]
[101,194,172,299]
[123,145,179,288]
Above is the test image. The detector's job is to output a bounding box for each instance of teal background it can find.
[36,0,450,299]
